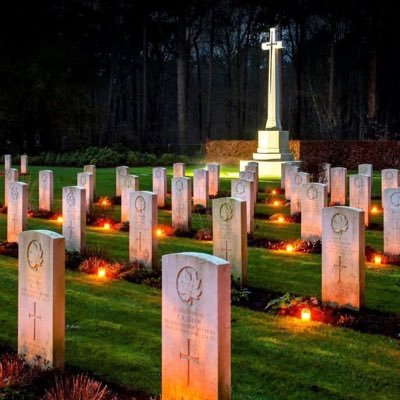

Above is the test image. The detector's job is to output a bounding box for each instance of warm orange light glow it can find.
[272,189,277,195]
[156,228,164,237]
[301,308,311,321]
[98,267,106,278]
[56,216,63,223]
[374,255,382,265]
[273,200,280,206]
[278,216,285,223]
[371,206,379,214]
[103,223,111,230]
[286,244,294,253]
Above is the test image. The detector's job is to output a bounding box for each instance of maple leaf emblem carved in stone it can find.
[331,213,349,235]
[176,266,202,306]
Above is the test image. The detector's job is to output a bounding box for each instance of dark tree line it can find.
[1,0,399,154]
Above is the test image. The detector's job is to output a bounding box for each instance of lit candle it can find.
[98,268,106,278]
[273,200,279,206]
[272,189,276,195]
[56,216,63,223]
[374,255,382,265]
[371,206,379,214]
[301,308,311,321]
[103,223,111,230]
[156,228,164,237]
[286,244,294,252]
[278,216,285,223]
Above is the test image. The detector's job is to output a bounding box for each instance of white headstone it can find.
[245,162,259,196]
[281,161,302,189]
[7,182,28,243]
[4,154,11,170]
[83,165,96,194]
[18,230,65,369]
[173,163,185,178]
[358,164,372,177]
[172,177,192,231]
[383,188,400,256]
[77,172,93,213]
[162,252,230,400]
[349,174,371,226]
[213,197,247,286]
[206,163,220,196]
[21,155,28,175]
[62,186,86,252]
[193,169,209,208]
[116,166,129,196]
[129,191,157,269]
[381,169,399,202]
[322,206,365,310]
[39,170,54,212]
[231,179,254,234]
[290,172,310,214]
[239,170,257,205]
[121,174,139,222]
[4,168,18,207]
[330,167,347,206]
[284,164,299,200]
[300,183,327,241]
[153,167,167,207]
[318,163,331,193]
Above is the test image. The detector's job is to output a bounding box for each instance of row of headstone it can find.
[3,154,28,174]
[17,229,231,398]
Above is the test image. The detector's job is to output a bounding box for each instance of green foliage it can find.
[265,292,303,313]
[231,287,250,304]
[29,148,188,168]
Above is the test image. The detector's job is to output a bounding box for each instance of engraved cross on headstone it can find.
[333,256,347,283]
[221,241,232,260]
[177,202,185,223]
[392,221,400,239]
[67,220,74,240]
[180,338,199,386]
[29,302,41,341]
[12,211,18,230]
[136,231,143,254]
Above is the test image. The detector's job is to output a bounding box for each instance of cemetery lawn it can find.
[0,165,400,399]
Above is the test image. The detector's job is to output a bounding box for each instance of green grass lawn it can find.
[0,165,399,399]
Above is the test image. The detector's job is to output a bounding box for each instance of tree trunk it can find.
[176,9,188,148]
[142,19,148,148]
[367,45,377,121]
[194,41,203,141]
[328,36,335,126]
[206,5,214,140]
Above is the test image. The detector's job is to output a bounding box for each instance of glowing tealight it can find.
[301,308,311,321]
[273,200,279,206]
[103,223,111,230]
[102,200,108,206]
[56,216,63,223]
[286,244,294,253]
[374,255,382,265]
[98,268,106,278]
[278,216,285,223]
[371,206,378,214]
[272,190,276,195]
[156,228,164,237]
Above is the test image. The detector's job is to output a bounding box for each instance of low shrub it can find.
[43,373,117,400]
[0,353,42,389]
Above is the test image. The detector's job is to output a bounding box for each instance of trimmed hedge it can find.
[23,148,189,167]
[205,139,400,169]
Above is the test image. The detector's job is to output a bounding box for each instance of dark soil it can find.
[0,241,18,257]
